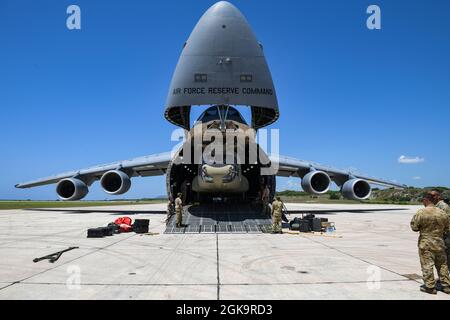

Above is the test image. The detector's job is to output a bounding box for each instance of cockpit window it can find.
[196,106,247,125]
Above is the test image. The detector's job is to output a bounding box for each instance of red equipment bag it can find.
[114,217,133,233]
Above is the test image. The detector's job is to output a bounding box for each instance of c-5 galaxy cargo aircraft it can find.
[16,2,404,204]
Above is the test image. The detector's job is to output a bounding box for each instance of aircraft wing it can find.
[15,152,172,189]
[273,155,406,189]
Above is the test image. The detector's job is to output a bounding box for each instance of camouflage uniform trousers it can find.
[272,214,282,233]
[262,198,270,216]
[165,204,174,224]
[446,233,450,269]
[176,209,183,227]
[436,200,450,268]
[419,247,450,289]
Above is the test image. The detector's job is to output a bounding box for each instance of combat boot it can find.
[420,285,437,295]
[440,286,450,294]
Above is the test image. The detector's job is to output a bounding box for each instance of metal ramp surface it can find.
[164,203,272,234]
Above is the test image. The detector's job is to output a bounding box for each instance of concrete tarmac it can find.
[0,203,449,300]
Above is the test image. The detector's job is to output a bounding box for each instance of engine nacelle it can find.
[342,179,371,200]
[100,170,131,195]
[56,178,89,201]
[301,171,331,195]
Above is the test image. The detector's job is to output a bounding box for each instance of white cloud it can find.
[277,179,301,191]
[398,155,425,164]
[286,179,300,188]
[412,176,421,180]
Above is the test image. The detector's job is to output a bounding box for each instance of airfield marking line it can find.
[0,233,138,292]
[216,233,220,300]
[217,279,416,286]
[15,278,414,287]
[17,282,218,286]
[297,234,422,285]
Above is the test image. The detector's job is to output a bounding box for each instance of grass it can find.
[278,195,420,205]
[279,195,359,204]
[0,195,419,210]
[0,199,165,210]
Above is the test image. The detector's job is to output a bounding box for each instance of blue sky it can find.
[1,0,449,200]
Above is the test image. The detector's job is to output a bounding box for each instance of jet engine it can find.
[56,178,88,201]
[301,171,331,195]
[100,170,131,195]
[342,179,371,200]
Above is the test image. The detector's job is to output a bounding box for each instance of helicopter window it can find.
[196,106,247,125]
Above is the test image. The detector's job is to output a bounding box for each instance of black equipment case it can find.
[133,219,150,234]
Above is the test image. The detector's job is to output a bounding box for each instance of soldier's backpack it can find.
[107,223,120,234]
[298,220,310,232]
[289,218,310,232]
[289,217,302,230]
[312,218,322,232]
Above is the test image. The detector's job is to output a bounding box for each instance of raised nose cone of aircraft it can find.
[165,1,279,130]
[207,1,242,18]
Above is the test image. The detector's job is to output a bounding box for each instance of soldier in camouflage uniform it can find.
[262,185,271,216]
[430,191,450,270]
[410,193,450,294]
[165,198,174,225]
[175,193,183,228]
[430,190,450,215]
[271,196,283,234]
